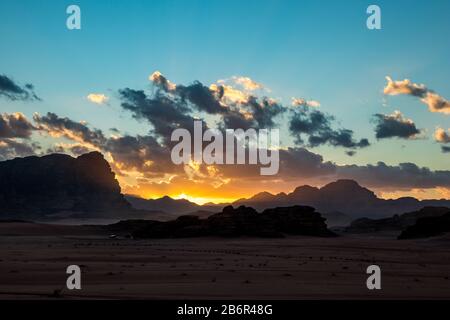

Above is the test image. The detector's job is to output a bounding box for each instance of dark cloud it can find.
[246,96,285,128]
[105,134,180,177]
[0,74,40,101]
[289,106,369,149]
[0,112,35,139]
[33,112,107,147]
[45,144,92,156]
[147,73,286,131]
[215,146,336,180]
[337,161,450,189]
[175,82,225,115]
[278,147,336,178]
[346,151,356,157]
[372,111,421,139]
[0,139,39,161]
[442,146,450,153]
[119,88,195,144]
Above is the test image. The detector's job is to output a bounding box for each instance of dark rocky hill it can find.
[0,152,131,219]
[345,206,450,234]
[399,211,450,239]
[108,205,336,239]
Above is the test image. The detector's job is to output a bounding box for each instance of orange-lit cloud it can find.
[149,71,177,91]
[87,93,109,105]
[384,76,450,114]
[435,127,450,143]
[291,97,320,108]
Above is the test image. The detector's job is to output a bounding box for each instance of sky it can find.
[0,0,449,204]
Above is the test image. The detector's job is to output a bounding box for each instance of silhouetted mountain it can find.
[125,195,201,215]
[232,179,450,218]
[125,195,220,215]
[108,205,335,239]
[398,210,450,239]
[0,152,133,219]
[346,206,450,233]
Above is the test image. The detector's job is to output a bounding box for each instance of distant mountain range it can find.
[127,179,450,220]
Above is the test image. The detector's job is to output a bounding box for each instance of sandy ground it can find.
[0,222,450,299]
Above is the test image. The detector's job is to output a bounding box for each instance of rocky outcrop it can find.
[110,205,336,239]
[398,211,450,239]
[0,152,131,219]
[345,206,450,233]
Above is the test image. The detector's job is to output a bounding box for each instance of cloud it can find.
[291,97,321,108]
[149,71,177,91]
[384,76,450,114]
[105,134,181,177]
[33,112,106,148]
[46,143,94,156]
[209,83,248,104]
[175,81,226,114]
[87,93,109,105]
[244,96,285,129]
[372,111,421,140]
[337,161,450,189]
[230,76,263,91]
[0,112,35,139]
[289,106,369,149]
[118,88,195,144]
[435,127,450,153]
[123,72,286,135]
[0,139,39,161]
[0,74,40,101]
[31,111,180,178]
[434,127,450,143]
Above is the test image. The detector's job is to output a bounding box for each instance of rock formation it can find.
[0,152,131,219]
[345,206,450,233]
[109,205,336,239]
[398,210,450,239]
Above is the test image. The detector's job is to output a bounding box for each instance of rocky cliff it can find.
[0,152,131,219]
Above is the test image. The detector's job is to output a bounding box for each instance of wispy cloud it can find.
[0,74,40,101]
[384,76,450,114]
[291,97,321,108]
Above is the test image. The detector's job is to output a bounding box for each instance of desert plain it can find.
[0,221,450,299]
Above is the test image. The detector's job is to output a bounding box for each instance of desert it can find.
[1,220,450,299]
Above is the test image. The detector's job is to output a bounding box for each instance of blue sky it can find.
[1,0,449,201]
